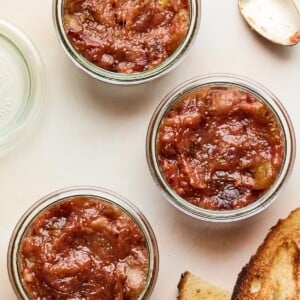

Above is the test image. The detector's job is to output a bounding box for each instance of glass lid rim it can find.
[0,19,45,153]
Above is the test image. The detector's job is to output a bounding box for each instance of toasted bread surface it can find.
[232,208,300,300]
[178,271,231,300]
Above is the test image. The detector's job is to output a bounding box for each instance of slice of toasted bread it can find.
[178,271,231,300]
[232,208,300,300]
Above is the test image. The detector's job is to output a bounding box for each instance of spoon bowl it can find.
[238,0,300,46]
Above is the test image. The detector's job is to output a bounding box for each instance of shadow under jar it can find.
[146,74,295,222]
[8,187,159,299]
[53,0,200,84]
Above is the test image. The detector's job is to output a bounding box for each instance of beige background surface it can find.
[0,0,300,298]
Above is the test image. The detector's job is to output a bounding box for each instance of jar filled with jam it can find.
[53,0,200,84]
[146,74,295,222]
[8,186,159,299]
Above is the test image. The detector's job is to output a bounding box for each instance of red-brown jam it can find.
[63,0,190,73]
[19,197,148,299]
[157,86,284,210]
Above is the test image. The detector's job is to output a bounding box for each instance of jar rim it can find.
[52,0,201,85]
[146,73,296,222]
[7,186,159,299]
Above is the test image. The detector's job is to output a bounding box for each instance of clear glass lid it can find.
[0,19,45,153]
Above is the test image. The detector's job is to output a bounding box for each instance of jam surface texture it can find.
[19,197,148,299]
[157,86,284,210]
[63,0,190,73]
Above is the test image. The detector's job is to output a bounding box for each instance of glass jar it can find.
[52,0,201,85]
[146,74,296,222]
[8,186,159,299]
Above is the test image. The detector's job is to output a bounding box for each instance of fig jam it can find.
[157,86,284,210]
[19,197,148,299]
[63,0,190,73]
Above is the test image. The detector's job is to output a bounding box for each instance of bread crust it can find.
[177,271,189,300]
[232,208,300,300]
[178,271,230,300]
